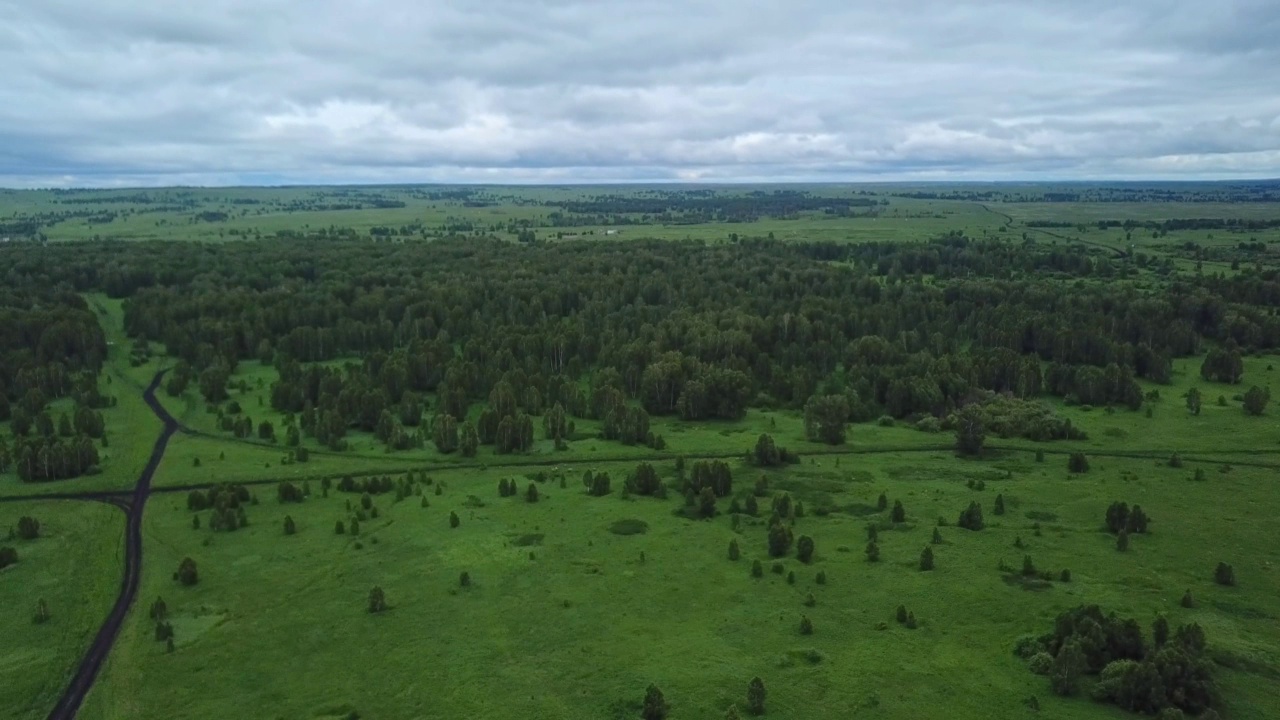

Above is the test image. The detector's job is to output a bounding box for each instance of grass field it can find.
[0,501,123,720]
[5,183,1280,720]
[74,450,1279,720]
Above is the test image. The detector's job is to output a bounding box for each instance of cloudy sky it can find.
[2,0,1278,187]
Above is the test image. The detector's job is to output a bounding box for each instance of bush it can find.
[919,546,935,571]
[525,483,539,503]
[746,677,767,715]
[175,557,198,586]
[799,615,813,635]
[283,515,296,535]
[890,500,906,523]
[368,586,387,613]
[1180,589,1194,608]
[449,511,460,529]
[1067,453,1090,473]
[334,520,345,535]
[460,571,471,587]
[767,520,793,557]
[932,527,943,544]
[0,546,17,569]
[796,535,815,563]
[815,570,827,585]
[1060,569,1071,582]
[751,559,763,578]
[728,538,740,561]
[641,684,668,720]
[865,541,880,562]
[1214,562,1235,586]
[17,516,39,540]
[1028,652,1054,675]
[905,612,918,629]
[957,501,984,530]
[896,605,909,623]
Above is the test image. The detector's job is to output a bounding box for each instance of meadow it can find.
[2,182,1279,720]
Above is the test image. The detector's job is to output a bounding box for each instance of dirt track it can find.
[40,371,177,720]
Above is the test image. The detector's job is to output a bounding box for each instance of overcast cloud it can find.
[2,0,1278,186]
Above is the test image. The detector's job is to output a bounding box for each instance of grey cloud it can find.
[0,0,1278,186]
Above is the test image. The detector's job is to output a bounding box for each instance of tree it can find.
[724,705,742,720]
[17,516,39,540]
[767,519,793,557]
[1153,614,1170,650]
[630,463,661,496]
[954,405,985,456]
[865,541,880,562]
[891,500,905,523]
[1200,347,1243,384]
[283,515,296,535]
[175,557,198,586]
[432,413,459,453]
[896,605,908,623]
[698,487,717,518]
[751,559,763,578]
[957,502,984,530]
[728,538,740,561]
[641,684,668,720]
[746,677,767,715]
[33,598,50,624]
[368,586,387,613]
[334,520,345,535]
[752,433,781,466]
[1050,638,1087,696]
[199,364,229,403]
[920,546,934,571]
[803,394,848,445]
[1116,529,1129,551]
[1180,589,1195,608]
[459,421,479,457]
[1214,562,1235,586]
[449,511,460,529]
[932,527,943,544]
[876,492,887,511]
[796,535,814,563]
[799,615,813,635]
[1186,387,1202,415]
[1068,452,1090,473]
[525,483,539,503]
[460,571,471,587]
[1243,385,1269,416]
[994,494,1005,515]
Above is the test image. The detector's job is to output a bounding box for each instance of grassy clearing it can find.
[79,451,1279,720]
[0,501,123,719]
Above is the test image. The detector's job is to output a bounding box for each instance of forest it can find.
[0,184,1277,720]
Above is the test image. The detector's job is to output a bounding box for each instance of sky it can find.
[2,0,1278,187]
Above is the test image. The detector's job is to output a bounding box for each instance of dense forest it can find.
[2,232,1276,471]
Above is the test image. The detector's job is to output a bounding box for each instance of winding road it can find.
[1,368,1277,719]
[39,371,178,720]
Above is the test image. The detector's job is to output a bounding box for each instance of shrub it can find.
[751,559,763,578]
[1067,453,1090,473]
[815,570,827,585]
[920,546,935,571]
[1214,562,1235,586]
[786,571,795,585]
[896,605,908,623]
[525,483,539,503]
[876,492,887,511]
[890,500,905,523]
[746,676,766,715]
[799,615,813,635]
[1028,652,1054,676]
[1060,569,1071,582]
[460,571,471,588]
[767,520,793,557]
[796,535,815,563]
[905,612,918,629]
[641,684,668,720]
[1180,589,1194,608]
[932,527,943,544]
[449,511,460,529]
[334,520,345,535]
[957,501,984,530]
[3,545,22,569]
[865,541,880,562]
[1168,453,1183,468]
[175,557,198,586]
[17,516,39,540]
[804,592,816,607]
[283,515,296,535]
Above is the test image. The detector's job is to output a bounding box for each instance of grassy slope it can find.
[80,449,1279,720]
[0,501,123,719]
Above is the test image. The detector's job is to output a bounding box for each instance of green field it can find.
[0,501,123,720]
[3,182,1280,720]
